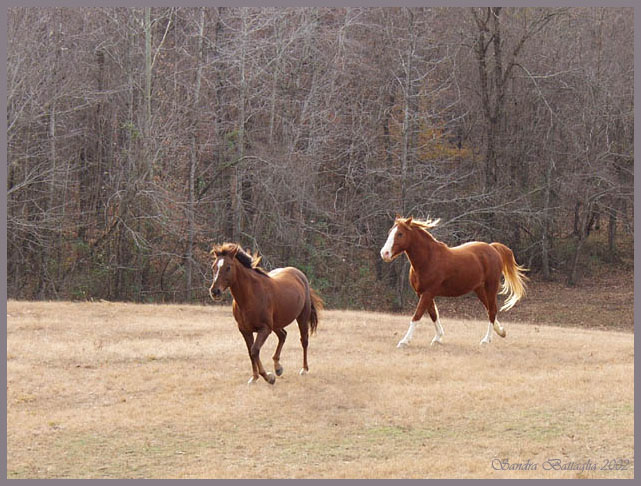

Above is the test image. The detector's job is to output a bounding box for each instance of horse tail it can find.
[490,242,529,312]
[308,287,323,335]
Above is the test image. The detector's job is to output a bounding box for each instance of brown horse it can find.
[209,243,323,384]
[380,216,528,346]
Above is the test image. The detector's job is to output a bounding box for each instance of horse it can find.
[380,216,528,346]
[209,243,323,385]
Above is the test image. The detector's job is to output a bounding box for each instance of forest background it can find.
[6,7,634,310]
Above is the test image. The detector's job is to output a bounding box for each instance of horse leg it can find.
[428,301,444,346]
[251,326,276,384]
[272,328,287,376]
[487,281,506,338]
[296,316,310,375]
[474,287,493,344]
[240,330,259,384]
[480,321,493,345]
[475,284,505,345]
[398,293,436,348]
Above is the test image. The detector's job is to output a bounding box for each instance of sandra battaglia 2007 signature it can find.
[491,458,631,472]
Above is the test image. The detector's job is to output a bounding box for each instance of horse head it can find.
[209,243,240,300]
[380,216,414,262]
[380,216,440,262]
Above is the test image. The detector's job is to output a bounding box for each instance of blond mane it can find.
[409,217,441,230]
[395,216,441,229]
[210,243,269,276]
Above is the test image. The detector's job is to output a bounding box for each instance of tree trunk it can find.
[568,233,587,287]
[185,8,205,301]
[399,8,417,215]
[144,7,153,180]
[230,11,251,242]
[607,204,618,261]
[568,199,592,286]
[541,158,555,280]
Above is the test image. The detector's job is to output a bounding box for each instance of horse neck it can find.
[405,229,441,268]
[229,261,262,306]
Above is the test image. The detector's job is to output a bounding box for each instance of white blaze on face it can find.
[380,225,398,262]
[213,258,225,284]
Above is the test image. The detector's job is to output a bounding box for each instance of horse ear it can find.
[405,216,413,225]
[210,245,220,257]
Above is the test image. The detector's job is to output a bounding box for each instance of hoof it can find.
[266,372,276,385]
[397,341,408,349]
[275,364,284,376]
[248,376,259,384]
[431,336,443,346]
[480,339,491,346]
[299,368,308,375]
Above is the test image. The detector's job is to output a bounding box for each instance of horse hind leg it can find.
[297,305,311,375]
[475,284,505,345]
[486,281,506,338]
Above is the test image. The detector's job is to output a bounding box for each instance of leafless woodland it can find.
[7,7,633,308]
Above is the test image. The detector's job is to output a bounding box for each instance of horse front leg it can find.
[427,300,444,346]
[240,330,259,384]
[398,293,441,348]
[251,326,276,384]
[272,328,287,376]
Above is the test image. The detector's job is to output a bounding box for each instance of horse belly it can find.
[269,268,307,327]
[438,256,485,297]
[439,278,480,297]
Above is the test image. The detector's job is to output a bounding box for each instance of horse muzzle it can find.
[380,249,397,262]
[209,287,223,301]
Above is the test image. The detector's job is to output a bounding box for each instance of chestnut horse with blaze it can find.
[209,243,323,384]
[380,217,528,346]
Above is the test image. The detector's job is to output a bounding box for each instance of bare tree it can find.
[7,7,633,306]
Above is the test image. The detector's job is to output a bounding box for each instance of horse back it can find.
[268,266,309,289]
[450,242,503,276]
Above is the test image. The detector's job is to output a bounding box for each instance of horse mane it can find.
[210,243,270,276]
[408,217,441,230]
[396,216,441,242]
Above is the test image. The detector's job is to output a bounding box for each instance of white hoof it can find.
[397,340,409,348]
[248,376,259,384]
[431,336,443,346]
[480,338,491,345]
[299,368,308,375]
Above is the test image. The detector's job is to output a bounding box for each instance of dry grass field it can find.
[7,300,634,479]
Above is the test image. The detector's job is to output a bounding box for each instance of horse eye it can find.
[397,232,403,237]
[226,265,231,271]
